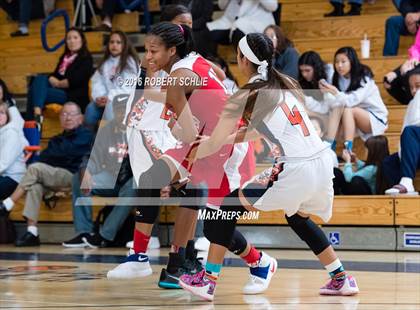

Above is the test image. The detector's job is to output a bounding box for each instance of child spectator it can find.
[264,25,299,79]
[334,135,389,195]
[299,51,342,148]
[27,28,93,124]
[0,101,28,203]
[384,67,420,194]
[320,46,388,152]
[85,30,139,128]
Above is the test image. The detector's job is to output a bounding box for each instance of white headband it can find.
[238,35,268,81]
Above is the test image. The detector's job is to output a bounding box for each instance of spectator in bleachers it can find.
[160,4,192,28]
[310,116,339,168]
[334,135,389,195]
[384,58,418,105]
[27,28,93,124]
[206,0,278,56]
[92,0,124,32]
[63,95,136,248]
[324,0,363,17]
[264,24,299,79]
[170,0,214,57]
[383,67,420,194]
[298,51,343,148]
[384,28,420,104]
[383,0,420,56]
[319,46,388,153]
[0,102,93,246]
[0,0,51,37]
[0,99,28,203]
[84,30,139,128]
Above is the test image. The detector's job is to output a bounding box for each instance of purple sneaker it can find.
[179,270,216,301]
[319,275,359,296]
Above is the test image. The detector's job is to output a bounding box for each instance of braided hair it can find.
[226,33,303,128]
[148,21,195,59]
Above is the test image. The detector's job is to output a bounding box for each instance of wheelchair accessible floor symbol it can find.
[329,232,341,245]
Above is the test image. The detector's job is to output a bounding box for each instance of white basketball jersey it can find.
[259,91,327,161]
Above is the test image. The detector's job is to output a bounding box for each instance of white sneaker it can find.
[107,250,153,279]
[243,252,277,295]
[195,237,210,252]
[149,236,160,249]
[125,240,133,249]
[319,275,359,296]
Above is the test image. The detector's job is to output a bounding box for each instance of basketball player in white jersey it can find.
[179,33,360,301]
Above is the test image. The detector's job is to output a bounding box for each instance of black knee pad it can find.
[203,190,247,248]
[286,213,330,255]
[228,229,248,255]
[178,186,202,211]
[135,205,160,224]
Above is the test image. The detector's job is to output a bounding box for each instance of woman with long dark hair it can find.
[27,27,93,124]
[298,51,343,148]
[84,30,140,127]
[179,33,359,301]
[319,46,388,153]
[264,24,299,79]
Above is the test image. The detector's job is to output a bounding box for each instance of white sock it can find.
[400,177,414,192]
[325,259,342,273]
[3,198,14,211]
[27,226,38,237]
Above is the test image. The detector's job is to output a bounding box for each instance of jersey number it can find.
[160,106,172,120]
[280,103,310,137]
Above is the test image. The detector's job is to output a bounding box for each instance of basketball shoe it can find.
[179,269,216,302]
[243,251,277,294]
[107,249,153,279]
[319,275,359,296]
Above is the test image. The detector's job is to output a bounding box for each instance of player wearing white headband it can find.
[179,33,359,301]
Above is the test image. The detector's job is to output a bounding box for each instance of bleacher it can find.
[1,0,419,250]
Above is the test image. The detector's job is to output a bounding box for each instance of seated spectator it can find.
[0,102,93,246]
[334,135,389,195]
[299,51,342,147]
[171,0,214,57]
[0,101,28,203]
[206,0,278,55]
[324,0,363,17]
[85,30,139,128]
[384,58,418,105]
[383,0,420,56]
[383,67,420,194]
[27,28,93,124]
[264,25,299,79]
[0,0,51,37]
[319,47,388,153]
[63,95,136,248]
[160,4,192,28]
[92,0,124,32]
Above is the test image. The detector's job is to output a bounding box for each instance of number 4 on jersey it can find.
[280,103,310,136]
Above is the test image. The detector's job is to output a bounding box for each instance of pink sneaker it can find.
[319,275,359,296]
[179,270,216,302]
